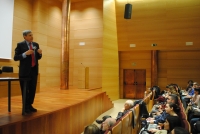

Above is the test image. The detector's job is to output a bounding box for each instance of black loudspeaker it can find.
[124,3,132,19]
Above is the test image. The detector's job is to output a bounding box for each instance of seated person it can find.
[84,124,100,134]
[96,100,133,124]
[186,80,194,91]
[152,94,179,116]
[148,115,181,133]
[185,87,200,114]
[170,127,189,134]
[121,99,134,112]
[100,118,116,134]
[181,83,195,109]
[147,102,180,124]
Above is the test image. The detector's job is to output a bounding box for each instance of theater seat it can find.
[182,119,191,133]
[104,130,111,134]
[121,112,130,134]
[110,120,122,134]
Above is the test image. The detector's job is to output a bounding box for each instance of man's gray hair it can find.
[125,100,134,108]
[22,30,32,36]
[106,118,116,127]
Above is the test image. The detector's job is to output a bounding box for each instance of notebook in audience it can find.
[147,124,157,130]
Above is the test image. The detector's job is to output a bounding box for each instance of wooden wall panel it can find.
[0,0,62,92]
[70,38,103,49]
[102,0,119,100]
[32,0,62,90]
[116,0,200,51]
[158,50,200,90]
[70,0,103,89]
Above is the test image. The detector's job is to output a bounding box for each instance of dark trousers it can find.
[20,66,38,106]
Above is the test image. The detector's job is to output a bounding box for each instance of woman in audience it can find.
[170,127,189,134]
[148,115,181,133]
[185,87,200,114]
[182,83,195,109]
[168,85,180,97]
[186,80,194,91]
[84,124,100,134]
[165,102,180,116]
[147,99,179,124]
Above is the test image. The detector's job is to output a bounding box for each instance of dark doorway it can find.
[123,69,146,99]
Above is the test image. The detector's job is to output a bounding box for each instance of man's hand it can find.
[37,49,42,54]
[25,50,34,55]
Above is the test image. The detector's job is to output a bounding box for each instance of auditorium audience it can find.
[83,82,198,134]
[84,124,100,134]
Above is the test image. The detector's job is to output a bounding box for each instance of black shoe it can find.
[22,108,31,115]
[96,119,103,124]
[30,105,37,112]
[102,115,112,121]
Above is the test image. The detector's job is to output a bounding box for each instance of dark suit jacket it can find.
[14,40,42,77]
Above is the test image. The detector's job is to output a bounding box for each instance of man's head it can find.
[167,94,178,104]
[101,118,116,131]
[124,100,134,110]
[23,30,33,42]
[193,82,198,88]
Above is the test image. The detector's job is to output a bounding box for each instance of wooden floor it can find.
[0,88,113,134]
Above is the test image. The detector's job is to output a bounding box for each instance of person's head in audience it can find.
[187,80,193,86]
[194,87,200,95]
[165,102,180,115]
[189,83,193,87]
[172,84,180,93]
[165,85,170,91]
[170,127,189,134]
[84,124,100,134]
[164,115,181,132]
[168,85,179,96]
[193,82,199,89]
[123,100,134,111]
[167,94,178,104]
[101,118,116,131]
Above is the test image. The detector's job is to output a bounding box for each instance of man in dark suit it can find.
[14,30,42,114]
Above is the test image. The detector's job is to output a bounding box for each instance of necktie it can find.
[29,43,35,67]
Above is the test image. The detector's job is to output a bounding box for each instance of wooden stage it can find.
[0,88,113,134]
